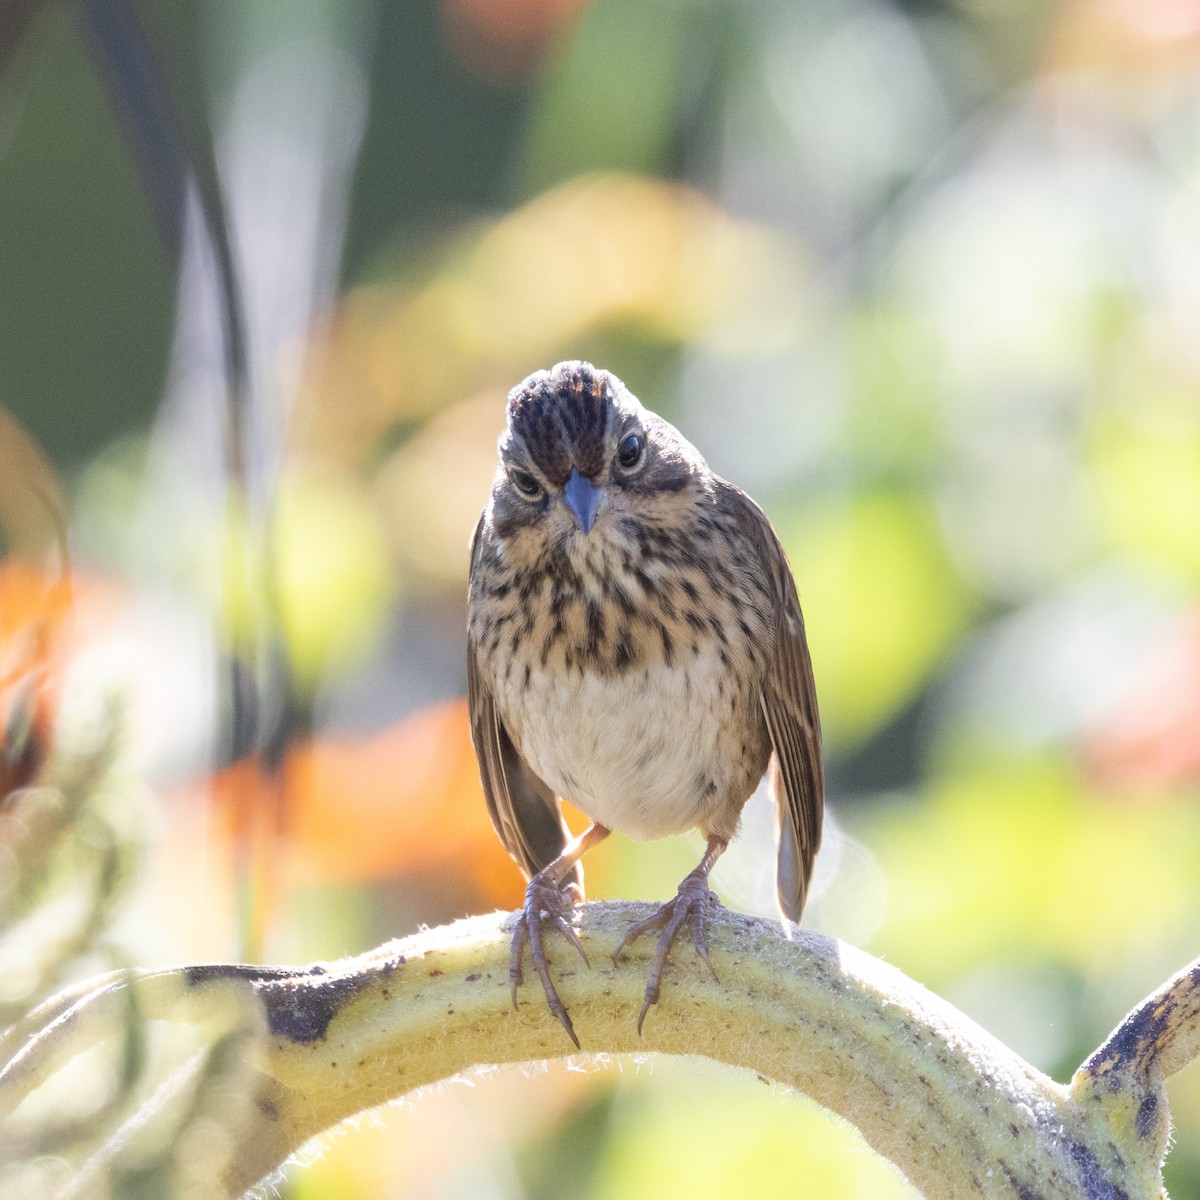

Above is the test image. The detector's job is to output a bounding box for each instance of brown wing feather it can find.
[721,484,824,922]
[467,517,579,888]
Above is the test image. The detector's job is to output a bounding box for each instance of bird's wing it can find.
[467,517,578,888]
[723,485,824,922]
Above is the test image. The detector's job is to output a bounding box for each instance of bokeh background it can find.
[3,0,1200,1196]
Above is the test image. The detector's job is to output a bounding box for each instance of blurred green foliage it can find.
[0,11,174,466]
[3,0,1200,1195]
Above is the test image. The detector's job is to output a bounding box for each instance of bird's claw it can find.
[510,873,588,1048]
[613,867,720,1033]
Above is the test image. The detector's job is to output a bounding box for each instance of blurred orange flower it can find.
[0,561,68,796]
[198,698,527,908]
[0,560,130,799]
[0,404,74,793]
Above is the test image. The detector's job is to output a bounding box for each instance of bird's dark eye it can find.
[617,432,644,471]
[509,468,542,499]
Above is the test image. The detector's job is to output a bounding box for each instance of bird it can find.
[466,361,822,1046]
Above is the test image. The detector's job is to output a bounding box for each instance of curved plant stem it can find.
[3,904,1195,1199]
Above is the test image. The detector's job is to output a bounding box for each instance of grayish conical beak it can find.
[563,467,604,534]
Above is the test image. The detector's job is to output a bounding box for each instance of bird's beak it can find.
[563,468,604,534]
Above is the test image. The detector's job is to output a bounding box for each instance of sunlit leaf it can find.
[594,1059,918,1200]
[1090,414,1200,585]
[777,491,976,748]
[289,1064,595,1200]
[870,755,1200,989]
[299,172,805,468]
[271,471,395,686]
[211,467,395,688]
[375,391,502,585]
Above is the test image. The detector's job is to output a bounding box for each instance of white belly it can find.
[495,649,748,841]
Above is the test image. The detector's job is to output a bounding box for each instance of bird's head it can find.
[489,361,705,547]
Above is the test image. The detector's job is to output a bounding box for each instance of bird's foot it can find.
[510,873,589,1048]
[613,866,720,1033]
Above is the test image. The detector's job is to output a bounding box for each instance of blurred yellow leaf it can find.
[289,1064,596,1200]
[595,1059,918,1200]
[213,467,394,688]
[376,390,502,586]
[779,491,976,748]
[298,172,806,467]
[1091,415,1200,585]
[271,470,395,685]
[871,755,1200,986]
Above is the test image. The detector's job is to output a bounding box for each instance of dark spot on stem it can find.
[260,974,366,1044]
[1136,1093,1159,1140]
[1063,1139,1131,1200]
[185,962,390,1044]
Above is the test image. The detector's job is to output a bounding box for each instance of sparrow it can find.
[467,361,822,1046]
